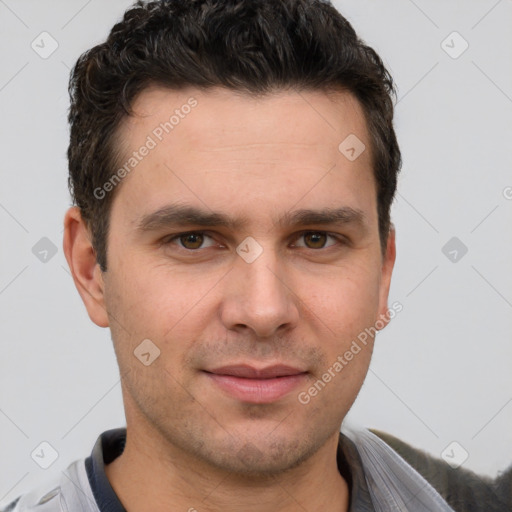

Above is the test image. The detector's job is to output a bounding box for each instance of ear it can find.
[63,206,109,327]
[375,224,396,330]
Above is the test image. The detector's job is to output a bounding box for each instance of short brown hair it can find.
[67,0,401,271]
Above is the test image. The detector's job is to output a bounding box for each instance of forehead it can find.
[110,85,376,232]
[121,85,370,153]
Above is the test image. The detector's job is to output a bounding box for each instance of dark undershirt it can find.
[85,429,127,512]
[84,427,373,512]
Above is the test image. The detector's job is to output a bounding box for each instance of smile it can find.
[203,364,309,404]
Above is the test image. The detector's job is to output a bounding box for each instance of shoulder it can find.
[0,457,97,512]
[0,484,61,512]
[370,428,511,512]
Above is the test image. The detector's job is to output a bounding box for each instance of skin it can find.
[63,85,396,512]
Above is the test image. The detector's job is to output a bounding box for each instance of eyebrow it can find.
[135,204,368,233]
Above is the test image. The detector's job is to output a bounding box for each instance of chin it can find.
[197,433,319,478]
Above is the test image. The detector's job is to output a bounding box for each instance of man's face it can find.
[79,86,395,475]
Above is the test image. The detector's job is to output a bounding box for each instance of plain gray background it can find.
[1,0,511,506]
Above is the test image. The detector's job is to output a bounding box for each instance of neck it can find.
[104,426,350,512]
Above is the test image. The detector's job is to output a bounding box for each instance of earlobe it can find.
[375,225,397,331]
[62,206,110,328]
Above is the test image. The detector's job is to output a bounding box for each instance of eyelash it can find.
[160,230,347,252]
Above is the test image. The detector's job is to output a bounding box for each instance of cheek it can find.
[106,260,222,355]
[299,262,381,392]
[306,263,381,331]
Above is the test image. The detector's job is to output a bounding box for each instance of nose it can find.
[219,243,300,338]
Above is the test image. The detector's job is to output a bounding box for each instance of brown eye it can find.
[303,232,328,249]
[179,233,205,250]
[293,231,342,250]
[161,231,217,252]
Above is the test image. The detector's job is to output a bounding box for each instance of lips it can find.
[206,364,306,379]
[203,364,308,403]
